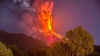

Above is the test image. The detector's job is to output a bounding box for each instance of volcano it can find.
[9,0,68,45]
[33,0,66,45]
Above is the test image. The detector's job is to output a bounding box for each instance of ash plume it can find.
[0,0,68,45]
[0,0,54,36]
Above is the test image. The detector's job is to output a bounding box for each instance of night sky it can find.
[0,0,100,45]
[52,0,100,45]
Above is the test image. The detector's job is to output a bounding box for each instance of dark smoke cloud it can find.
[0,0,38,35]
[0,0,53,36]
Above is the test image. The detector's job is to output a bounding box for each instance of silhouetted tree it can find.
[7,45,27,56]
[65,26,94,56]
[49,42,71,56]
[28,48,51,56]
[0,42,13,56]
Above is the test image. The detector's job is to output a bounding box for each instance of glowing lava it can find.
[38,1,53,32]
[34,0,68,45]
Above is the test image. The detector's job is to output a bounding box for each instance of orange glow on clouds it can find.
[34,0,68,45]
[38,1,53,32]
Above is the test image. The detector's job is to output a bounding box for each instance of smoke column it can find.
[0,0,69,45]
[34,0,53,31]
[0,0,54,35]
[0,0,39,35]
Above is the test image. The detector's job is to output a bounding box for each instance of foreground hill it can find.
[0,29,47,50]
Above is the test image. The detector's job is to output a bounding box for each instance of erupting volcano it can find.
[34,0,64,45]
[11,0,68,45]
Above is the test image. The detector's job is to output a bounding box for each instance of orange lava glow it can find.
[35,0,68,45]
[38,2,53,32]
[38,1,64,40]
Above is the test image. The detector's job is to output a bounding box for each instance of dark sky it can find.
[52,0,100,45]
[0,0,100,45]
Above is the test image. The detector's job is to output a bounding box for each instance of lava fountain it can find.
[9,0,68,45]
[11,0,68,45]
[34,0,66,45]
[34,0,53,32]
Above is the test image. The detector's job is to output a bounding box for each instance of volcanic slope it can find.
[0,29,47,50]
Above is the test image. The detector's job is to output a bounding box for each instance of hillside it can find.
[0,29,47,50]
